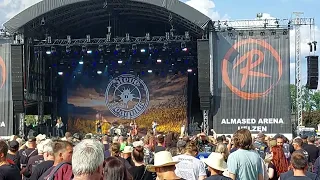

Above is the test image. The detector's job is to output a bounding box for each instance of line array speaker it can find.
[306,55,319,90]
[11,45,24,113]
[197,40,211,110]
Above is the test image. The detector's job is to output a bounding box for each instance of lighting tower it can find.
[294,12,304,127]
[292,12,315,127]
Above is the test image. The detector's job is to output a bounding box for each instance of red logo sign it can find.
[222,39,283,100]
[0,56,6,89]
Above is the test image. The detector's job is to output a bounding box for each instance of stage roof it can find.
[3,0,211,38]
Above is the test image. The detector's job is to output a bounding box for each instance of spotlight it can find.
[66,46,71,53]
[51,46,56,53]
[79,61,84,65]
[181,42,186,49]
[182,48,188,52]
[141,49,146,53]
[148,70,152,73]
[118,60,123,64]
[157,59,162,63]
[149,44,154,50]
[58,72,63,75]
[132,44,137,50]
[98,45,104,52]
[87,50,92,54]
[97,71,102,74]
[82,46,87,52]
[115,44,121,51]
[187,69,193,73]
[46,51,51,55]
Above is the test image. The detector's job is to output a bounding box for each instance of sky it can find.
[0,0,319,84]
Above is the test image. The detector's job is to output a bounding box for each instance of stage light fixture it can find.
[47,36,52,44]
[79,61,84,65]
[185,31,190,39]
[162,43,168,51]
[97,71,102,74]
[115,44,121,51]
[58,72,63,75]
[132,44,137,50]
[146,33,150,41]
[46,51,51,55]
[148,70,152,73]
[126,33,130,41]
[106,47,111,53]
[118,60,123,64]
[67,35,71,43]
[51,46,56,53]
[66,46,71,53]
[187,69,193,73]
[165,32,170,40]
[86,35,91,43]
[141,49,146,53]
[98,45,104,52]
[157,59,162,63]
[87,50,92,54]
[149,44,154,50]
[99,57,104,64]
[82,46,87,52]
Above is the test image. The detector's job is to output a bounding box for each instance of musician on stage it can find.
[152,120,158,135]
[55,117,64,137]
[96,119,102,134]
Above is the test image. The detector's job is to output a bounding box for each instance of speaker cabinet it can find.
[306,56,319,90]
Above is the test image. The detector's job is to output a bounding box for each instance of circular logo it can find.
[105,74,149,119]
[222,39,283,100]
[0,56,6,89]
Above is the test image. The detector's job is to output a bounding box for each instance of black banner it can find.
[212,30,291,135]
[0,44,13,136]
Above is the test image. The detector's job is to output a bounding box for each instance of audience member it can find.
[0,140,21,180]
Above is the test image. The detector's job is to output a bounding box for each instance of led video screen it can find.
[67,73,187,134]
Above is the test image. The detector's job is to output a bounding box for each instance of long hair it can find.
[104,157,132,180]
[271,146,289,175]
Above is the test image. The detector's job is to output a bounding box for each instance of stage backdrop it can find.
[67,73,187,134]
[212,29,291,136]
[0,44,13,136]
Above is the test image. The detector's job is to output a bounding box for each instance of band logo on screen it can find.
[222,39,283,100]
[0,56,6,89]
[105,74,149,119]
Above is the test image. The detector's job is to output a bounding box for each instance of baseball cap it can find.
[9,140,19,149]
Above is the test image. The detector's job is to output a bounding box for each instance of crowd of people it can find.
[0,128,320,180]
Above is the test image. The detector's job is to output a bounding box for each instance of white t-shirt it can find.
[173,154,207,180]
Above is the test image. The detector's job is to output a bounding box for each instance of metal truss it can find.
[213,18,314,30]
[203,110,209,135]
[34,35,191,46]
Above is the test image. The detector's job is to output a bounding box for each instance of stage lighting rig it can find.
[66,46,71,53]
[82,46,87,53]
[146,33,150,41]
[86,35,91,43]
[51,46,56,53]
[115,44,121,51]
[149,44,154,50]
[126,33,130,42]
[98,45,104,52]
[67,35,71,43]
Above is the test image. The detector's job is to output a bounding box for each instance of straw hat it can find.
[147,151,179,172]
[202,152,227,172]
[122,146,133,154]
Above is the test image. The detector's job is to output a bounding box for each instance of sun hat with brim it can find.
[122,146,133,154]
[146,151,179,172]
[202,152,227,172]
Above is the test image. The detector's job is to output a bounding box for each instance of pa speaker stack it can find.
[306,56,319,90]
[197,40,211,110]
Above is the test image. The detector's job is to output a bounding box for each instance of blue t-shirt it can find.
[227,149,262,180]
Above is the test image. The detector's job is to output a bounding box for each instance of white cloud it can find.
[184,0,228,20]
[0,0,42,24]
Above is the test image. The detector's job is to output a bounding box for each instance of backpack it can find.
[45,162,72,180]
[21,149,37,167]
